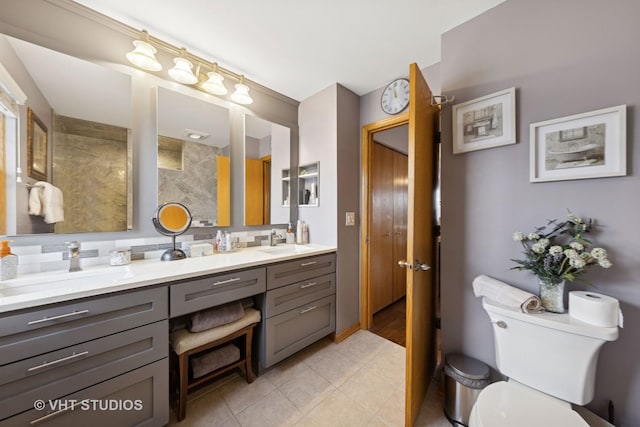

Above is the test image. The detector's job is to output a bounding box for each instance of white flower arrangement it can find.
[511,212,612,284]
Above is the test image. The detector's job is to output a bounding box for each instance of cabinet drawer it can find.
[4,358,169,427]
[0,320,167,420]
[264,273,335,318]
[262,294,335,368]
[0,287,167,365]
[170,267,265,318]
[266,253,336,290]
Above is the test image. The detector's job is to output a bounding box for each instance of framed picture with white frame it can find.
[452,87,516,154]
[529,105,626,182]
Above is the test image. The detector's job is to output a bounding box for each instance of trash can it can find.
[444,354,490,426]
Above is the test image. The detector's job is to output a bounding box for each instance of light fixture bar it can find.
[63,1,297,105]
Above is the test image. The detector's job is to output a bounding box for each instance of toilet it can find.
[470,297,619,427]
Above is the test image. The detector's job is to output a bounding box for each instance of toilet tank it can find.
[482,298,618,405]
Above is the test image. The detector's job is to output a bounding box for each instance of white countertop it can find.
[0,244,336,314]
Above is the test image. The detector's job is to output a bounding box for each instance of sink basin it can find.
[0,267,134,298]
[257,245,314,256]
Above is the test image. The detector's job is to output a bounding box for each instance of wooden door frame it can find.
[360,112,409,330]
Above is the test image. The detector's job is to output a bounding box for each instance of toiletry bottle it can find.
[225,232,232,252]
[286,223,295,244]
[296,220,303,244]
[215,230,223,253]
[0,240,18,281]
[302,222,309,244]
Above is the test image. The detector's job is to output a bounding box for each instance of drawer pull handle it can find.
[30,401,79,425]
[27,351,89,372]
[27,309,89,325]
[300,306,317,314]
[212,277,241,286]
[300,282,318,289]
[300,261,317,267]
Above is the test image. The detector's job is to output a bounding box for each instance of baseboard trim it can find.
[332,322,361,343]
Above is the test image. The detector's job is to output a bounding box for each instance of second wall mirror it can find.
[157,87,231,227]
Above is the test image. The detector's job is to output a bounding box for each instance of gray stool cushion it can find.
[171,308,261,355]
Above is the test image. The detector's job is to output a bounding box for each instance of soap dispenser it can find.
[0,240,18,281]
[286,223,295,244]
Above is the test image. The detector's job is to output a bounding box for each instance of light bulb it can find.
[168,57,198,85]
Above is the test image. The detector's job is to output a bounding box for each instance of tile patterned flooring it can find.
[169,330,450,427]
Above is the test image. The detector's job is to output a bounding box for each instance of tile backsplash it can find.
[10,228,287,275]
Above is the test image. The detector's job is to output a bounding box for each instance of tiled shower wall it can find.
[11,228,287,275]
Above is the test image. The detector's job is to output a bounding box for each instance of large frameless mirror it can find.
[0,33,133,236]
[157,87,231,227]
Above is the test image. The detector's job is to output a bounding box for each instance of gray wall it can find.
[336,84,361,332]
[440,1,640,425]
[298,83,361,333]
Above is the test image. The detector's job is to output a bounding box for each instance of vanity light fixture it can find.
[230,75,254,105]
[124,29,256,105]
[200,63,228,95]
[126,30,162,71]
[168,49,198,85]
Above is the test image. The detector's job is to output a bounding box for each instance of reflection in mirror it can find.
[157,87,230,227]
[0,34,133,236]
[244,115,290,225]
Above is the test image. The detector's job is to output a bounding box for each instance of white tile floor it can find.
[169,330,451,427]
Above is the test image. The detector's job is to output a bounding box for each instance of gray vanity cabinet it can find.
[0,287,169,426]
[261,253,336,369]
[169,267,266,317]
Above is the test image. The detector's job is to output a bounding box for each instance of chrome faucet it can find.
[67,241,81,272]
[269,229,279,246]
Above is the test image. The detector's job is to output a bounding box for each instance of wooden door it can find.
[392,150,408,301]
[370,142,394,313]
[245,158,263,225]
[262,156,271,224]
[404,63,438,426]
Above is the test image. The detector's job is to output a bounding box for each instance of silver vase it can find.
[539,279,566,313]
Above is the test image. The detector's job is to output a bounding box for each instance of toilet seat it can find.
[469,381,589,427]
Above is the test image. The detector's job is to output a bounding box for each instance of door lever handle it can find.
[398,260,431,271]
[413,259,431,272]
[398,260,411,268]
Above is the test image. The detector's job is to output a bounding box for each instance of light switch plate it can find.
[345,212,356,226]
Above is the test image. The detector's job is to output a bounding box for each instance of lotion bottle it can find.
[0,240,18,281]
[296,220,303,244]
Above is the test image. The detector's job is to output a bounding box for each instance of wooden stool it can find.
[170,308,261,421]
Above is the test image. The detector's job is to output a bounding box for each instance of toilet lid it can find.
[472,381,589,427]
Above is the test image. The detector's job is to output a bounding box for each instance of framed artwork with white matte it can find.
[530,105,626,182]
[452,87,516,154]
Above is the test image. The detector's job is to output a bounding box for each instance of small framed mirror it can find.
[152,202,192,261]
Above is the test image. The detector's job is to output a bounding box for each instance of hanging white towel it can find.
[473,274,544,313]
[28,184,44,216]
[41,182,64,224]
[29,182,64,224]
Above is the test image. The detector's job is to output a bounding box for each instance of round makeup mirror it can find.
[152,202,192,261]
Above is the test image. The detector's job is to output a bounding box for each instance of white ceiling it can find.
[73,0,506,101]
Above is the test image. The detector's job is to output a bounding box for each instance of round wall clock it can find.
[381,78,410,114]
